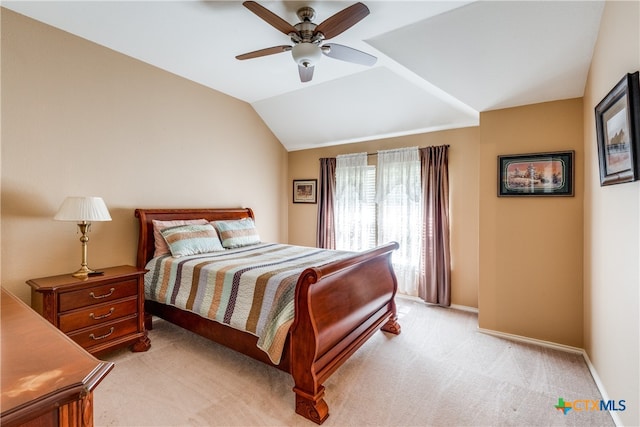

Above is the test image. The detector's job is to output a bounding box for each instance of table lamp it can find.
[54,196,112,278]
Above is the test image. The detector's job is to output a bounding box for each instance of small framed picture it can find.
[498,151,574,197]
[594,71,640,186]
[293,179,317,204]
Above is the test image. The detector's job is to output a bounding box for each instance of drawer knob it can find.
[89,307,115,320]
[89,288,115,299]
[89,327,115,341]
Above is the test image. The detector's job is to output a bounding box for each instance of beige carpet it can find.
[94,298,614,426]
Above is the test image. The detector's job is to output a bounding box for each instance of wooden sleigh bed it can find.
[135,208,401,424]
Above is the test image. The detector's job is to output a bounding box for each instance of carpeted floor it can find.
[94,298,614,426]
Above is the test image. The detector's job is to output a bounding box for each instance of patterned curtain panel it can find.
[316,157,336,249]
[418,145,451,306]
[377,147,422,296]
[335,153,376,251]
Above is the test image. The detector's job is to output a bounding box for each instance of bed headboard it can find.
[134,208,255,268]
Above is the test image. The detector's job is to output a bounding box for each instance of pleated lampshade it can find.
[54,197,112,222]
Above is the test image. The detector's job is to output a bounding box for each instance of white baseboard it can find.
[581,351,624,427]
[395,294,479,314]
[477,327,622,426]
[477,327,583,354]
[450,304,479,314]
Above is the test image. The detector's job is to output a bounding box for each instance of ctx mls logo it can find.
[554,397,626,415]
[555,398,573,414]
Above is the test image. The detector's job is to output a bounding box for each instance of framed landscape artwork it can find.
[594,71,640,186]
[498,151,574,197]
[293,179,317,204]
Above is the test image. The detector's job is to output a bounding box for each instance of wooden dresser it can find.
[1,288,114,426]
[27,265,150,356]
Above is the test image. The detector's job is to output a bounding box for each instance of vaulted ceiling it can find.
[3,1,604,151]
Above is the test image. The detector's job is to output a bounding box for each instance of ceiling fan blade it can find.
[236,45,292,60]
[242,1,298,36]
[322,43,377,66]
[298,65,314,83]
[314,2,370,40]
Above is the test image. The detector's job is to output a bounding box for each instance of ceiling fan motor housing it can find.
[293,16,320,43]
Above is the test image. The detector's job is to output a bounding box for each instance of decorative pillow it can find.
[152,219,209,257]
[212,218,261,249]
[160,223,224,257]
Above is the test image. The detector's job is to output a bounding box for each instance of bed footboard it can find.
[290,242,401,424]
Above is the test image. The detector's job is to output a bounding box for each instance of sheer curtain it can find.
[377,147,422,295]
[335,153,375,251]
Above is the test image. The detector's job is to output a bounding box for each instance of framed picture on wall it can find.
[498,151,574,196]
[594,71,640,186]
[293,179,317,204]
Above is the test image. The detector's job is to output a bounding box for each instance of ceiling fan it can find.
[236,1,377,83]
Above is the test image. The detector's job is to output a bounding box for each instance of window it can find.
[335,148,421,295]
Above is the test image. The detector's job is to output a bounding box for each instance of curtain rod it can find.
[365,145,450,156]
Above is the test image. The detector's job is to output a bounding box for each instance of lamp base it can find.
[71,265,96,279]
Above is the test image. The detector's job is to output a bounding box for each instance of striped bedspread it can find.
[144,243,354,364]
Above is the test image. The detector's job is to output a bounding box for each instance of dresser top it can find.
[0,288,114,423]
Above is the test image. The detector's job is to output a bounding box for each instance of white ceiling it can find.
[3,1,604,151]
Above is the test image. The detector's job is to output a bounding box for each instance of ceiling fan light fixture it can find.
[291,43,322,68]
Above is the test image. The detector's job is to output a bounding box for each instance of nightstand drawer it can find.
[58,297,138,332]
[68,316,139,349]
[59,279,138,312]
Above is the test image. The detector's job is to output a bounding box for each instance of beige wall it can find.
[478,99,584,347]
[1,9,288,303]
[288,128,480,309]
[583,1,639,425]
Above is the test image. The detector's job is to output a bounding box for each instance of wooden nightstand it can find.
[27,265,151,356]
